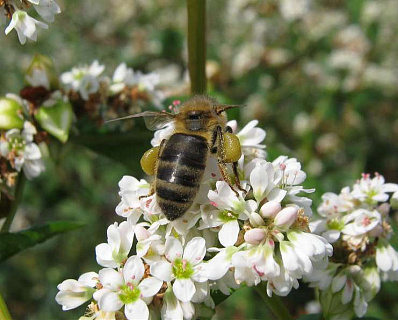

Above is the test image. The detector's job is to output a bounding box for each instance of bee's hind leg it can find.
[217,160,240,197]
[232,161,247,194]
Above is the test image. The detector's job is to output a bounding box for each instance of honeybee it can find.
[109,95,244,220]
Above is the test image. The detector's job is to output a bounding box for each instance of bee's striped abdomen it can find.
[156,133,208,220]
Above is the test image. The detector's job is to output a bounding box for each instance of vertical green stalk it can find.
[255,283,294,320]
[0,293,12,320]
[187,0,207,94]
[1,174,26,233]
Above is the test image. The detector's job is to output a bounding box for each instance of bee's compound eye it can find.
[188,114,201,120]
[140,146,160,175]
[222,133,242,163]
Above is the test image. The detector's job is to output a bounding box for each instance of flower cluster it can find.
[56,119,333,320]
[308,173,398,319]
[0,120,44,184]
[1,0,61,44]
[60,60,165,126]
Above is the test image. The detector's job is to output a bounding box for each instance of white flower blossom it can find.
[151,237,207,302]
[60,61,105,100]
[95,221,135,268]
[94,256,162,320]
[5,10,48,44]
[56,272,98,311]
[0,121,45,179]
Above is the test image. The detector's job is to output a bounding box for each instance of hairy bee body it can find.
[111,95,243,221]
[155,133,208,220]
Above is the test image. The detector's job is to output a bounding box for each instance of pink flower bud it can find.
[274,206,298,229]
[259,201,281,219]
[135,225,151,241]
[244,228,266,245]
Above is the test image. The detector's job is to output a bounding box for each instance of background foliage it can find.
[1,0,397,319]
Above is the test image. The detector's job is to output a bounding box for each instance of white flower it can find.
[0,121,45,179]
[60,61,105,100]
[55,272,98,311]
[110,63,135,94]
[151,237,207,302]
[351,173,398,204]
[115,175,150,221]
[5,10,48,44]
[375,240,398,279]
[287,230,333,263]
[245,159,286,204]
[95,221,135,268]
[206,181,249,246]
[94,256,162,320]
[342,209,381,236]
[32,0,61,22]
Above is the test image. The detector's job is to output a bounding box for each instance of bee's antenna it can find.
[105,115,141,123]
[214,104,245,115]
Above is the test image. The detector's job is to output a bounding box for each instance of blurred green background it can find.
[1,0,398,319]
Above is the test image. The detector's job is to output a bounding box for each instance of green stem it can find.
[254,283,294,320]
[187,0,207,94]
[1,174,26,233]
[0,293,12,320]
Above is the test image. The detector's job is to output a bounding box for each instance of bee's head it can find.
[177,95,238,132]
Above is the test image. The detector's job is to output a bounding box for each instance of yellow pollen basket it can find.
[140,146,160,175]
[222,133,241,163]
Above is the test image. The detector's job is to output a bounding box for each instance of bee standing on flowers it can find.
[108,95,245,220]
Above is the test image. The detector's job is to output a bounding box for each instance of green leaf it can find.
[35,101,74,143]
[0,97,24,130]
[0,221,85,262]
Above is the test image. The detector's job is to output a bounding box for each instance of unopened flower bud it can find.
[135,225,151,241]
[244,228,266,245]
[274,206,298,229]
[259,201,281,219]
[25,54,59,89]
[249,212,265,227]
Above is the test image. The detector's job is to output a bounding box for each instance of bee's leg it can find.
[215,126,240,197]
[232,161,246,194]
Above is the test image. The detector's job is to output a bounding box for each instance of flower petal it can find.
[173,278,195,302]
[138,277,163,298]
[183,237,206,265]
[125,299,149,320]
[123,256,145,285]
[151,261,174,282]
[219,220,239,247]
[165,237,183,262]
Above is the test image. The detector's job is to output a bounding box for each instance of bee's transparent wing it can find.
[106,111,175,131]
